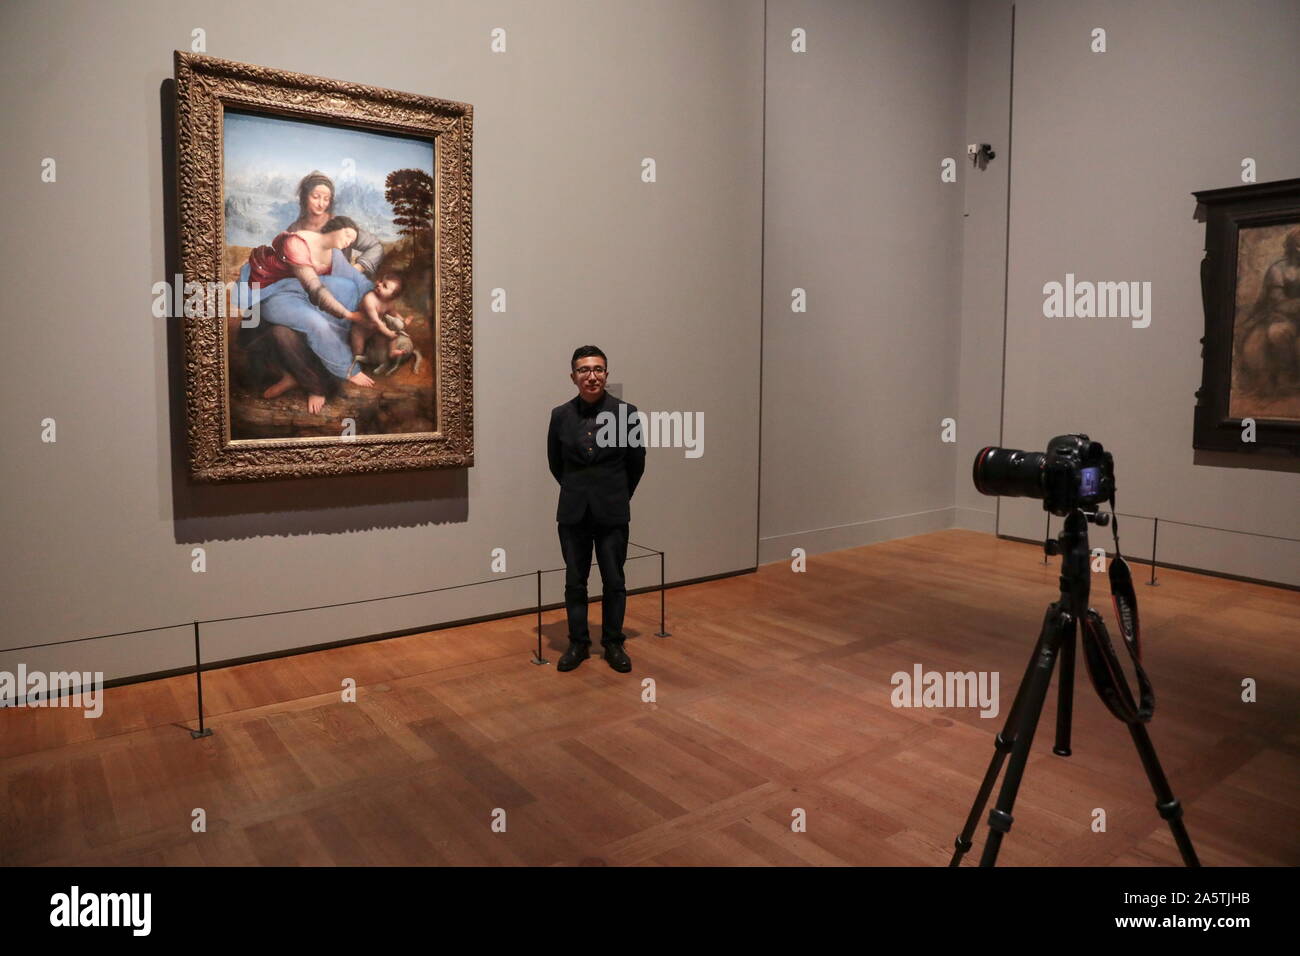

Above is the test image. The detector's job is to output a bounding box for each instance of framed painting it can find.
[173,52,473,481]
[1192,178,1300,455]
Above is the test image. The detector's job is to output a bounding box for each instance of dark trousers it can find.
[557,505,629,646]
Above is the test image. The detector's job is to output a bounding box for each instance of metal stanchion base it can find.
[190,727,213,739]
[655,630,671,638]
[530,654,549,665]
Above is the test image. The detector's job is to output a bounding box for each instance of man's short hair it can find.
[571,345,608,369]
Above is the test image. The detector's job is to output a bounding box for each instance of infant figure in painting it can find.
[349,272,413,377]
[363,313,423,377]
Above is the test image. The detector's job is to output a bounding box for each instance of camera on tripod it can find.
[951,433,1200,868]
[972,434,1114,517]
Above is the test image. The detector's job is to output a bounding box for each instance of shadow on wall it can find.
[159,80,470,545]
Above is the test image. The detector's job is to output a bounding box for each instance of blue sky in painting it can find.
[223,111,434,246]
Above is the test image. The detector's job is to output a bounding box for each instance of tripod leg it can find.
[978,604,1070,867]
[950,610,1051,866]
[1053,619,1076,756]
[1127,723,1201,867]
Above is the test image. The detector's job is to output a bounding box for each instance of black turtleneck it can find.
[575,391,606,417]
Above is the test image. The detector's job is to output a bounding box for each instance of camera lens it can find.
[973,446,1046,499]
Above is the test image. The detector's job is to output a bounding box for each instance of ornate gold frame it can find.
[173,52,473,481]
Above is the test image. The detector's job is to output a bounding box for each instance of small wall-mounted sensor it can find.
[967,143,996,170]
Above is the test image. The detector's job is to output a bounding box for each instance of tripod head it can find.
[1044,508,1109,621]
[1038,505,1156,732]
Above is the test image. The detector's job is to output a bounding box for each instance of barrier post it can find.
[1148,517,1160,587]
[190,621,213,739]
[656,550,671,638]
[531,569,547,665]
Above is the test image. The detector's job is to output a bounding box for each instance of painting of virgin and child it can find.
[222,111,438,439]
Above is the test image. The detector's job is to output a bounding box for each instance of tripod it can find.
[949,508,1199,867]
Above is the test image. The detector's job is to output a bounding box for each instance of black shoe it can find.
[602,642,631,673]
[557,640,591,672]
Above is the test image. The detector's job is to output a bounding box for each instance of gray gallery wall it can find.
[0,0,764,684]
[759,0,970,563]
[988,0,1300,586]
[758,0,1299,583]
[2,0,1295,689]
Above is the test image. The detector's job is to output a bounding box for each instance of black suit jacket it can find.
[548,391,646,524]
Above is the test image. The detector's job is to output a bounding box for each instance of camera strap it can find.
[1080,497,1156,724]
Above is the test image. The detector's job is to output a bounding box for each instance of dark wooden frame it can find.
[173,52,474,481]
[1192,177,1300,456]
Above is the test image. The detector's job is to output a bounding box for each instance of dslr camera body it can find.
[973,434,1115,517]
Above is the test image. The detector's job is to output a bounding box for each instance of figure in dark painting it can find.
[1236,226,1300,396]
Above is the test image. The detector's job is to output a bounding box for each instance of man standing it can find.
[547,346,646,673]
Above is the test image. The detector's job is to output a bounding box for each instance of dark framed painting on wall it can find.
[1192,178,1300,455]
[173,52,473,481]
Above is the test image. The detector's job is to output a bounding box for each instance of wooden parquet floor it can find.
[2,529,1296,866]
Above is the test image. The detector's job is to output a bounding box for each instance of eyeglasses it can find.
[573,366,607,377]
